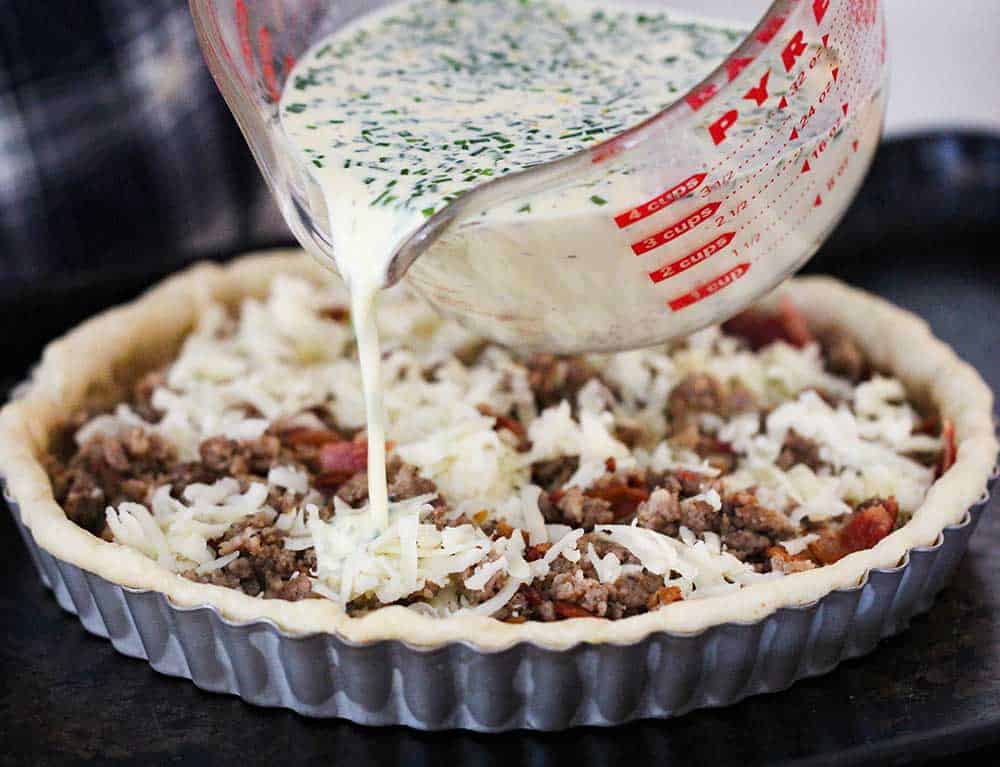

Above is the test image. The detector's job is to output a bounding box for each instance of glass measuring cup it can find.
[190,0,887,353]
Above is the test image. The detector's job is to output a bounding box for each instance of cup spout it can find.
[382,208,456,288]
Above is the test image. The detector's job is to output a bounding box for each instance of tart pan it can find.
[5,473,995,731]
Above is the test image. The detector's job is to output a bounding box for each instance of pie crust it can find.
[1,251,995,650]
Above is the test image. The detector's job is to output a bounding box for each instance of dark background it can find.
[1,133,999,766]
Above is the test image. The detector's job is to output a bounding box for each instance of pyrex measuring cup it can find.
[190,0,887,353]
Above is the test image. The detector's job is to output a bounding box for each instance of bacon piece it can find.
[321,306,350,322]
[673,469,713,496]
[318,441,368,475]
[279,427,343,448]
[586,481,650,521]
[767,545,802,564]
[477,404,530,452]
[912,413,940,436]
[841,498,899,553]
[776,297,815,346]
[647,586,684,609]
[496,415,529,447]
[808,497,900,565]
[938,419,957,477]
[722,297,815,350]
[695,435,735,464]
[525,543,551,562]
[521,585,543,607]
[554,601,595,619]
[807,535,848,566]
[313,471,354,492]
[767,545,817,573]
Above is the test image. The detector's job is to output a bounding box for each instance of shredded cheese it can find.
[89,274,939,618]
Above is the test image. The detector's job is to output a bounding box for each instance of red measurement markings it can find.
[850,0,879,26]
[592,134,629,164]
[668,263,751,312]
[700,0,866,189]
[236,0,253,73]
[756,15,787,44]
[788,35,832,98]
[631,202,721,256]
[699,170,734,198]
[805,116,844,168]
[824,152,851,194]
[795,105,816,135]
[721,47,847,210]
[615,173,706,229]
[726,57,754,82]
[814,0,831,24]
[648,232,734,284]
[258,27,280,101]
[686,83,720,112]
[787,70,808,100]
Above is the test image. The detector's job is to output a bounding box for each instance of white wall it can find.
[883,0,1000,136]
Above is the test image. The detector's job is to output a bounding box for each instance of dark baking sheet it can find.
[1,133,998,766]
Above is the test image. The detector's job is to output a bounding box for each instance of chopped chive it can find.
[281,2,741,218]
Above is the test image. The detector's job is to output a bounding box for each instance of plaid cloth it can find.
[0,0,281,282]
